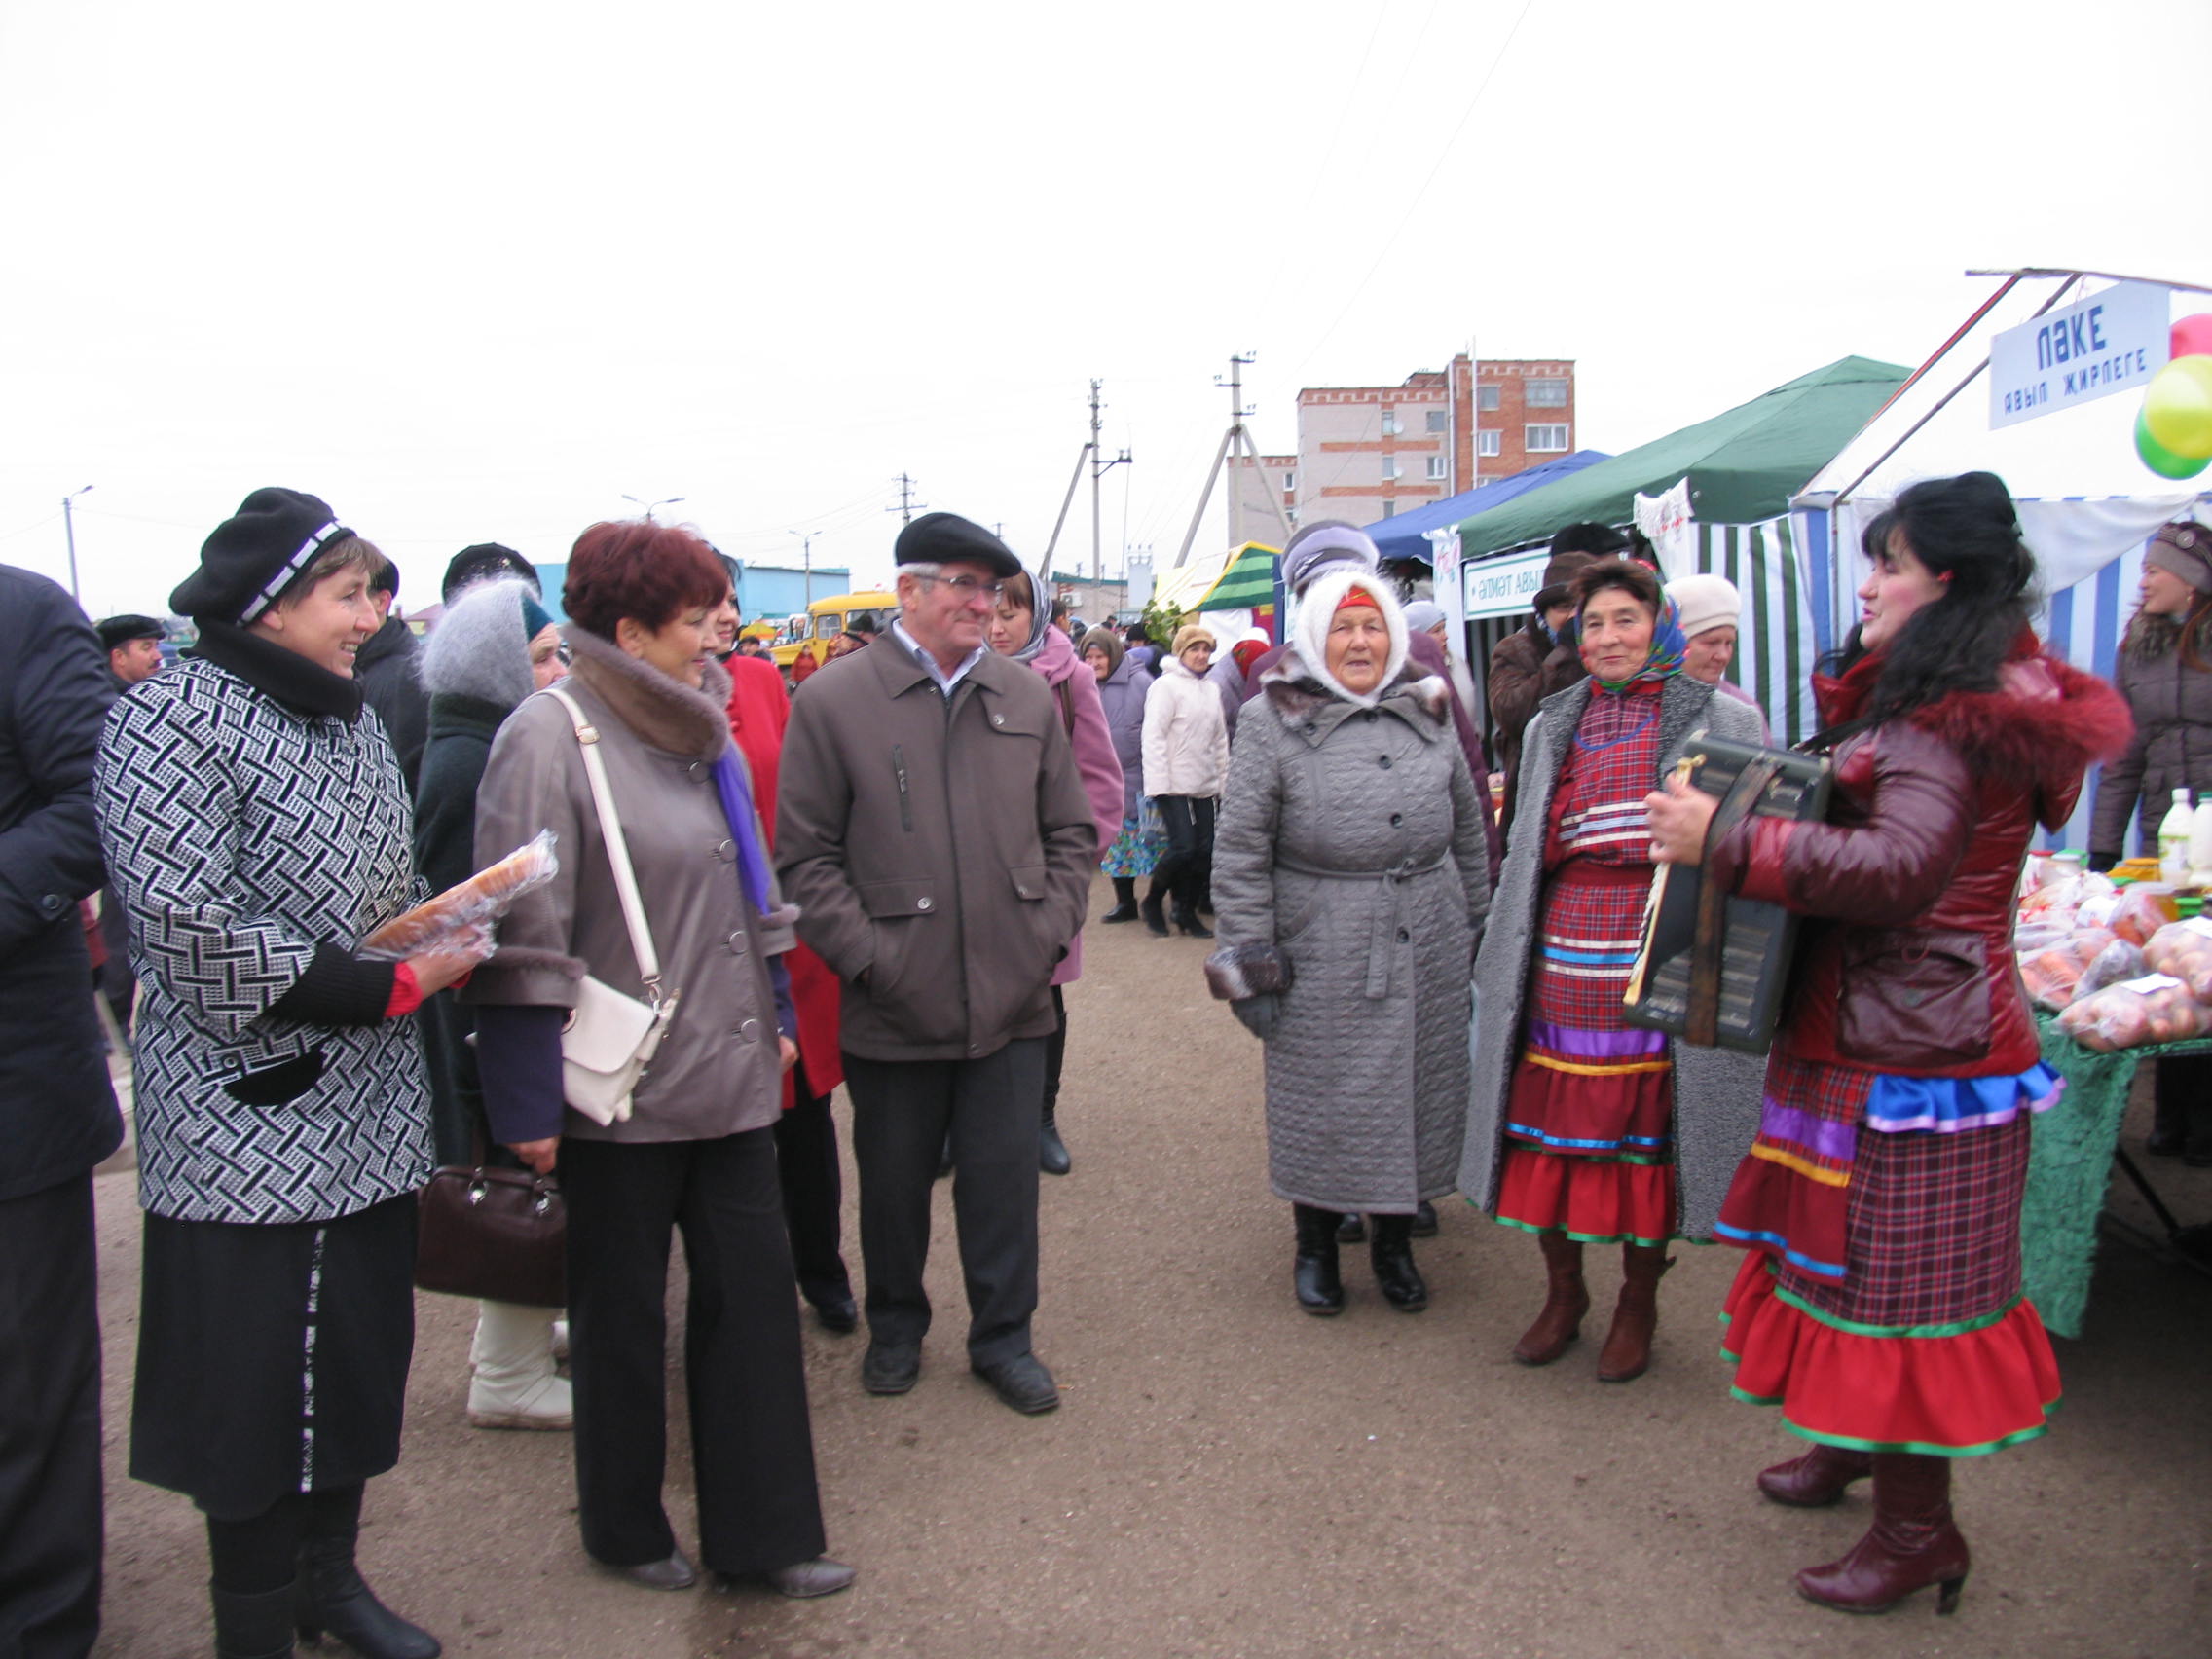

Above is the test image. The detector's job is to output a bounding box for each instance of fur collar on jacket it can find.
[564,623,733,761]
[1259,649,1454,739]
[1814,638,2132,783]
[1285,568,1410,709]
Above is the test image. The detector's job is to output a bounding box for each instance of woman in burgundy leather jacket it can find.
[1649,472,2131,1618]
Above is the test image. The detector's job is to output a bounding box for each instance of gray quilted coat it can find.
[1458,674,1768,1241]
[1212,658,1491,1213]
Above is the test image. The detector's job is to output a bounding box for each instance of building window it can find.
[1477,385,1501,412]
[1527,424,1569,452]
[1381,457,1400,481]
[1527,379,1569,408]
[1381,409,1400,436]
[1425,455,1448,480]
[1382,500,1397,518]
[1425,410,1448,433]
[1476,429,1501,458]
[1282,472,1295,493]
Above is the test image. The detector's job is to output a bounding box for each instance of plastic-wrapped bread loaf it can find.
[361,830,560,959]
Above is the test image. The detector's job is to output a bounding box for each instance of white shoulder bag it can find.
[543,687,680,1125]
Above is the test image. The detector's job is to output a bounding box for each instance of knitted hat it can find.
[2148,521,2212,595]
[96,613,164,650]
[442,542,539,605]
[170,488,357,624]
[1171,623,1218,656]
[1401,599,1447,633]
[519,592,556,641]
[894,512,1022,578]
[1280,520,1380,595]
[1666,572,1742,639]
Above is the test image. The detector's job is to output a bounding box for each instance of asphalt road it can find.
[88,876,2212,1657]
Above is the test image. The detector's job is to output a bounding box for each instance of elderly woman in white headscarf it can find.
[1209,568,1491,1316]
[1664,572,1764,729]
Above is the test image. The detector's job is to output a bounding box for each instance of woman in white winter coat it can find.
[1141,623,1232,937]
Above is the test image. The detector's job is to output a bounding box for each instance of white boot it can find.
[468,1300,573,1430]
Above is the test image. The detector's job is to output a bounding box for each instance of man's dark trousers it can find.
[0,1172,103,1659]
[843,1039,1045,1366]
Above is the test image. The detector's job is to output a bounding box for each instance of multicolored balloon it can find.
[2144,354,2212,461]
[2137,408,2211,481]
[2172,314,2212,362]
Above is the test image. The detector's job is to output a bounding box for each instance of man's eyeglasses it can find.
[918,573,1008,603]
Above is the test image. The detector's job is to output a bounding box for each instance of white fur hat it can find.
[1666,572,1742,640]
[1290,569,1408,710]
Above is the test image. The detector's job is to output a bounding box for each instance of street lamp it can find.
[789,530,819,608]
[61,485,92,603]
[621,494,685,519]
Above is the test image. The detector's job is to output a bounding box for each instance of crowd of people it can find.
[0,471,2171,1654]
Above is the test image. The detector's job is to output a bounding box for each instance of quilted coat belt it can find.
[1275,852,1449,999]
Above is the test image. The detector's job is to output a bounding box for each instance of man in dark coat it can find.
[352,554,429,793]
[0,565,124,1659]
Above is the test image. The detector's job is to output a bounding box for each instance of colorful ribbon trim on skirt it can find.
[1714,1060,2063,1282]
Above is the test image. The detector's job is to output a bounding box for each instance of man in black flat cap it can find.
[774,514,1096,1417]
[95,614,166,689]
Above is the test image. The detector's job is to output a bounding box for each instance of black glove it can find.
[2086,850,2120,874]
[1230,994,1280,1041]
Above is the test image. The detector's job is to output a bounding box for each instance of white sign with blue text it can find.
[1460,548,1552,620]
[1989,282,2170,430]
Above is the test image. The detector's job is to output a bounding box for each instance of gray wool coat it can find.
[1212,659,1491,1214]
[1457,674,1768,1241]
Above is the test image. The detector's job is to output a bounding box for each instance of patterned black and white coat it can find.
[96,657,433,1223]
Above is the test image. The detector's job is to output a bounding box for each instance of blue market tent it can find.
[1364,451,1609,564]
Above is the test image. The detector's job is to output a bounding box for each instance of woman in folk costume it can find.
[1460,558,1766,1382]
[1648,472,2130,1615]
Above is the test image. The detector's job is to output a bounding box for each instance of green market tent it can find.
[1151,541,1280,614]
[1453,357,1909,561]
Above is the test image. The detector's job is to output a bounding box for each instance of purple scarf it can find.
[710,751,778,919]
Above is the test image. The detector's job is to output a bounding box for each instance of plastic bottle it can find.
[2158,789,2194,883]
[2191,801,2212,886]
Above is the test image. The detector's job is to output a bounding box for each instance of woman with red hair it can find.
[469,519,853,1600]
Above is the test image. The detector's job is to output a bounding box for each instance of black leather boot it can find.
[213,1581,297,1659]
[1101,877,1139,923]
[296,1527,440,1659]
[1039,1110,1071,1175]
[1140,884,1170,937]
[1291,1204,1345,1315]
[1369,1214,1428,1311]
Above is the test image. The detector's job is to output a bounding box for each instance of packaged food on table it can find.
[2143,917,2212,1000]
[2109,883,2182,946]
[2059,973,2212,1051]
[362,830,561,961]
[2015,926,2119,1010]
[2074,938,2148,1002]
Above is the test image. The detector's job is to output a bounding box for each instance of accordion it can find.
[1623,731,1832,1053]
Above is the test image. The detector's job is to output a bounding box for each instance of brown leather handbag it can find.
[415,1162,566,1308]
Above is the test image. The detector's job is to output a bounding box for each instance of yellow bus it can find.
[764,590,896,678]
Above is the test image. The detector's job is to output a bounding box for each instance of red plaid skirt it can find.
[1718,1078,2060,1454]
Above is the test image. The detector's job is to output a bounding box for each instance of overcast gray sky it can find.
[4,0,2206,619]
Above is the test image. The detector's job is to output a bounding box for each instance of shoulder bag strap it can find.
[541,687,662,997]
[1054,677,1077,736]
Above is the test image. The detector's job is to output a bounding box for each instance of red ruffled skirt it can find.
[1494,864,1678,1246]
[1719,1253,2061,1456]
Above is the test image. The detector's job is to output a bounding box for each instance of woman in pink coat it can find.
[988,572,1124,1174]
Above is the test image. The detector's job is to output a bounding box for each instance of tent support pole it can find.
[1831,274,2083,507]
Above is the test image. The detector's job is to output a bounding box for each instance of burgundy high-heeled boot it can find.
[1794,1453,1970,1615]
[1758,1444,1875,1507]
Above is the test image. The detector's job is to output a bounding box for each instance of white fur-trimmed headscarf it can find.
[1290,568,1408,711]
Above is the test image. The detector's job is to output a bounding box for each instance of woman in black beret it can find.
[98,488,476,1659]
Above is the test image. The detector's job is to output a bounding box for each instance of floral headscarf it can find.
[1587,593,1687,694]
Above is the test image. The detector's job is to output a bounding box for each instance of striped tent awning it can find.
[1154,542,1280,614]
[1690,516,1821,747]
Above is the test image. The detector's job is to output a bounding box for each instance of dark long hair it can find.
[1824,471,2035,724]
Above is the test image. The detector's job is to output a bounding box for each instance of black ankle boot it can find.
[1370,1214,1428,1311]
[213,1580,297,1659]
[296,1537,440,1659]
[1140,889,1169,937]
[1292,1204,1345,1315]
[1102,879,1139,923]
[1039,1111,1071,1175]
[1172,904,1213,939]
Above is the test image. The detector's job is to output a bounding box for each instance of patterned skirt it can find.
[1100,800,1166,878]
[1494,864,1677,1246]
[1718,1055,2061,1456]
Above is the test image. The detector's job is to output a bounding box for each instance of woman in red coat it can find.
[1650,472,2131,1616]
[715,569,857,1332]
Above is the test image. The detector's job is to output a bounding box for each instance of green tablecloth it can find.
[2025,1014,2210,1338]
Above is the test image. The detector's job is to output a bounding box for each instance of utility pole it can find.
[1222,355,1253,551]
[887,474,925,525]
[788,530,819,607]
[1173,352,1291,568]
[61,484,92,602]
[1043,382,1129,581]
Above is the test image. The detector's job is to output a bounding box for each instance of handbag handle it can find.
[542,686,663,998]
